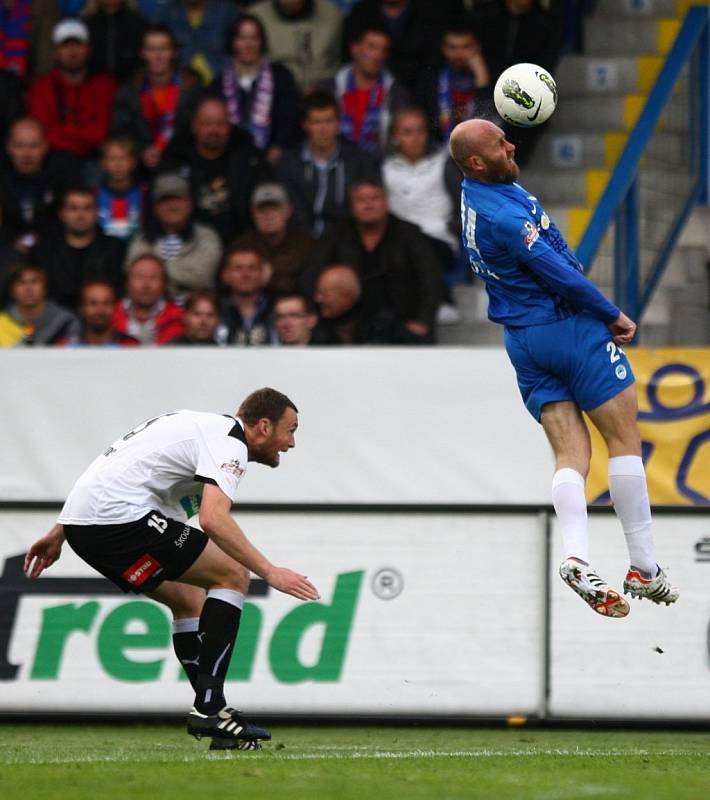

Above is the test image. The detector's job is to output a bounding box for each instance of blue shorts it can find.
[503,313,635,422]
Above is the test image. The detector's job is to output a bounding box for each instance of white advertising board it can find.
[549,514,710,719]
[0,510,545,716]
[0,348,551,504]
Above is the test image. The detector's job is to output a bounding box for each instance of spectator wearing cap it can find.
[125,172,222,301]
[111,23,203,171]
[154,0,238,85]
[30,185,126,310]
[322,25,409,160]
[218,244,273,345]
[209,15,301,165]
[275,89,379,237]
[27,19,117,160]
[0,262,81,347]
[169,290,222,344]
[83,0,147,82]
[249,0,343,92]
[158,96,267,244]
[113,253,184,344]
[230,182,315,296]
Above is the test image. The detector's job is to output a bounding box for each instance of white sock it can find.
[552,468,589,563]
[172,617,200,635]
[608,455,657,576]
[206,588,245,609]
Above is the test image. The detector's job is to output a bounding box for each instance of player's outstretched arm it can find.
[199,484,320,601]
[607,311,637,345]
[24,523,65,578]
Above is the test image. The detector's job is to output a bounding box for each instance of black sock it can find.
[194,597,242,715]
[172,629,200,691]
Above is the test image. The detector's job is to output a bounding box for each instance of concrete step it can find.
[522,170,588,205]
[584,15,679,56]
[668,284,710,344]
[435,283,503,345]
[522,164,692,207]
[550,95,634,133]
[529,129,687,171]
[595,0,679,16]
[554,54,662,96]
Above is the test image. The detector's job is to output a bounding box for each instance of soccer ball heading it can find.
[493,63,558,128]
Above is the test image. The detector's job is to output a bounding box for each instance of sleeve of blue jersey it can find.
[497,211,620,324]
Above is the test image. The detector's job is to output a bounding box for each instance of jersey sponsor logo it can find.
[180,494,202,517]
[122,554,162,587]
[221,459,245,478]
[523,221,539,250]
[174,528,191,548]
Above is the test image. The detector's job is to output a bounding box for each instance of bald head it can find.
[449,119,519,183]
[192,98,231,155]
[315,265,361,319]
[7,117,48,174]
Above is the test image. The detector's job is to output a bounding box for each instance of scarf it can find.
[140,71,181,151]
[222,59,274,150]
[0,0,30,76]
[339,66,387,157]
[437,65,477,140]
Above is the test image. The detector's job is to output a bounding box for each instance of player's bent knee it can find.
[177,540,249,592]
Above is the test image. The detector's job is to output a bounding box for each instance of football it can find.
[493,63,558,128]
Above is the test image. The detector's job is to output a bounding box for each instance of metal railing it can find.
[576,6,709,324]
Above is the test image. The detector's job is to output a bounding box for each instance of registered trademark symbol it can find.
[371,568,403,600]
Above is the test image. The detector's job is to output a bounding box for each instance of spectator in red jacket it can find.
[27,19,116,161]
[113,253,184,344]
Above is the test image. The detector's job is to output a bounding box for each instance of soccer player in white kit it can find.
[25,387,319,749]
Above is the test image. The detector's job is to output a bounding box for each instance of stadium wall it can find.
[1,349,709,719]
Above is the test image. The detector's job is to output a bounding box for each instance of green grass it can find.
[1,724,709,800]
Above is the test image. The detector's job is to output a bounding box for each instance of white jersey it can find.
[58,410,249,525]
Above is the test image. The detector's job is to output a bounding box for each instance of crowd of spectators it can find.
[0,0,565,347]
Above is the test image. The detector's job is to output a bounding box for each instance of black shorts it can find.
[64,511,208,594]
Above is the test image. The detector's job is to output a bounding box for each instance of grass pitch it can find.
[1,723,709,800]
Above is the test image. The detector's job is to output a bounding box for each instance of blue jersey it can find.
[460,177,620,327]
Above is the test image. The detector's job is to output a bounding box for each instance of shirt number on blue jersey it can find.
[606,342,624,363]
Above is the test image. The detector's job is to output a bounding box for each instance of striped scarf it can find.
[437,65,477,140]
[140,72,181,151]
[222,59,274,151]
[338,66,388,157]
[0,0,30,76]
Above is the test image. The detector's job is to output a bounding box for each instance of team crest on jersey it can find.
[540,213,550,230]
[523,221,539,250]
[221,459,245,478]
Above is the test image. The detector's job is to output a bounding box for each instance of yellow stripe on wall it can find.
[567,207,592,249]
[623,95,645,130]
[676,0,710,19]
[657,18,681,54]
[637,56,663,93]
[604,132,627,168]
[585,170,609,207]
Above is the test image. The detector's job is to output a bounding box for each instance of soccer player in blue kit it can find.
[449,118,678,617]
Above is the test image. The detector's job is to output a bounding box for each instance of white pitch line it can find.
[4,748,709,765]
